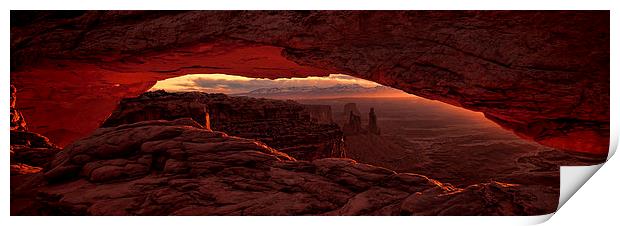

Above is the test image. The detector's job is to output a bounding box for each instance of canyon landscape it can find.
[9,11,609,216]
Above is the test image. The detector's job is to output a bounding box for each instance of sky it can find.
[149,74,383,94]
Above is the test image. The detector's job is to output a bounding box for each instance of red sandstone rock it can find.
[10,163,42,175]
[16,118,549,215]
[10,85,27,131]
[9,11,609,154]
[10,86,61,215]
[102,91,345,160]
[10,85,60,174]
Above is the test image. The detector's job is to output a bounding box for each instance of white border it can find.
[1,0,617,10]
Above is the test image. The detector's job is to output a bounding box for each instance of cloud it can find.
[150,74,381,94]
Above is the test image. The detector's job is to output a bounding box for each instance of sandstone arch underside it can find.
[10,11,609,154]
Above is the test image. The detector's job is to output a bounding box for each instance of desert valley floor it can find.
[299,97,605,187]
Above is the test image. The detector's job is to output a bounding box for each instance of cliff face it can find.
[102,92,211,129]
[10,11,609,154]
[21,118,552,216]
[301,104,333,124]
[102,91,346,160]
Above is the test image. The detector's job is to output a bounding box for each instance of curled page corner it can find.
[528,213,555,225]
[607,130,618,160]
[557,164,604,210]
[556,122,617,213]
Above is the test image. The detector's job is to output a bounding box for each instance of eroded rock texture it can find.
[11,85,61,215]
[10,85,60,175]
[19,118,550,215]
[102,91,345,160]
[10,11,609,154]
[10,85,27,131]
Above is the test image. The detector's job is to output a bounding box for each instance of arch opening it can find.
[146,73,605,187]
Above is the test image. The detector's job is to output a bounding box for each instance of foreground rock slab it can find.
[17,118,552,215]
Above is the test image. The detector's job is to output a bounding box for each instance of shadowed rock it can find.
[10,85,61,215]
[367,108,380,135]
[343,111,363,135]
[102,91,345,160]
[102,93,211,129]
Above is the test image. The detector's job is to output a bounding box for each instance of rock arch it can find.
[10,11,609,154]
